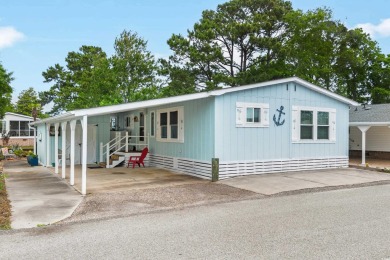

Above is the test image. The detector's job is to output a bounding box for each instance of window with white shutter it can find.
[236,102,269,128]
[156,106,184,143]
[292,106,336,143]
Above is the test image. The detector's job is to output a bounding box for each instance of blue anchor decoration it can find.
[273,106,285,126]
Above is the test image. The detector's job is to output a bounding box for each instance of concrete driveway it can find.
[62,165,207,194]
[4,160,82,229]
[220,168,390,195]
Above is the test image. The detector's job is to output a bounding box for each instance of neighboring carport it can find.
[349,104,390,165]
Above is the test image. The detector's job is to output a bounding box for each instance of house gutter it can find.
[349,122,390,127]
[29,112,77,126]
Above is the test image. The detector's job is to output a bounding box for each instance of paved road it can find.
[1,184,390,259]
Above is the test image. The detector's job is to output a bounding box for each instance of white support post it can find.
[61,121,67,179]
[70,120,77,186]
[100,142,103,163]
[54,123,59,174]
[358,126,371,165]
[81,115,88,195]
[125,131,129,152]
[46,124,51,167]
[33,127,37,155]
[106,143,110,168]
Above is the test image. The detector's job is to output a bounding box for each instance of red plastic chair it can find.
[127,147,148,168]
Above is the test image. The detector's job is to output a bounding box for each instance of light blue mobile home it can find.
[32,77,358,194]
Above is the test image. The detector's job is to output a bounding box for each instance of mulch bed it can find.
[0,161,11,229]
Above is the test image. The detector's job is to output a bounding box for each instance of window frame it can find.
[300,110,314,140]
[236,102,269,128]
[293,106,335,143]
[317,111,330,140]
[156,106,184,143]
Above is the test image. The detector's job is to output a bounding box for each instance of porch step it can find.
[105,154,126,168]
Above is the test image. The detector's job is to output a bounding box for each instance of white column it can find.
[54,123,59,174]
[100,142,103,163]
[125,131,129,152]
[81,115,88,195]
[358,126,371,165]
[33,127,37,155]
[70,120,77,186]
[61,121,67,179]
[46,124,51,167]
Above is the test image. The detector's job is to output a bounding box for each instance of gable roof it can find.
[3,112,35,120]
[31,77,358,126]
[349,104,390,126]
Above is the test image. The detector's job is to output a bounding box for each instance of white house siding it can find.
[350,126,390,152]
[214,82,349,179]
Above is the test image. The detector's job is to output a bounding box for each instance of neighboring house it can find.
[31,77,358,195]
[0,112,35,146]
[349,104,390,164]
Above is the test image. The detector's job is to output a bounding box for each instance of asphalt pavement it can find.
[0,184,389,259]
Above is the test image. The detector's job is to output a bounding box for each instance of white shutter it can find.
[329,110,336,141]
[291,106,300,142]
[236,102,244,126]
[179,107,184,143]
[262,104,270,127]
[156,112,161,142]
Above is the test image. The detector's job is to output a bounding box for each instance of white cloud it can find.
[356,18,390,38]
[0,26,25,49]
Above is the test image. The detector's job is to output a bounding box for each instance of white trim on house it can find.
[156,106,184,143]
[236,102,270,128]
[4,112,35,120]
[292,106,336,143]
[349,122,390,126]
[31,77,359,127]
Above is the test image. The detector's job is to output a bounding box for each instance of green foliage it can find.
[163,0,293,91]
[27,151,37,158]
[42,32,160,114]
[160,0,388,103]
[42,46,117,114]
[14,87,44,117]
[0,62,14,118]
[39,0,390,109]
[112,30,160,103]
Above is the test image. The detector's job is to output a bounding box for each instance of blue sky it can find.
[1,0,390,103]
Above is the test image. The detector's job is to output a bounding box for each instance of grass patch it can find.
[0,162,11,230]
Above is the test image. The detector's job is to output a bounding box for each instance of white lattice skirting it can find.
[149,154,348,180]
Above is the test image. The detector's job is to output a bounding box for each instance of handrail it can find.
[100,134,149,167]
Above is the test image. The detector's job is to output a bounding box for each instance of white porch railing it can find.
[100,132,149,168]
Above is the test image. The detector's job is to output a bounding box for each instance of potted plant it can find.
[27,151,38,166]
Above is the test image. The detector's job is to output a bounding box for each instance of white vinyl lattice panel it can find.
[218,157,348,179]
[148,154,348,181]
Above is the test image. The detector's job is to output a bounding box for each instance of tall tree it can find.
[284,8,344,91]
[14,87,44,117]
[112,30,160,103]
[0,62,14,118]
[334,28,382,103]
[369,54,390,104]
[162,0,293,92]
[42,46,116,114]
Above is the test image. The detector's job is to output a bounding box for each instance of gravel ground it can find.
[60,183,260,224]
